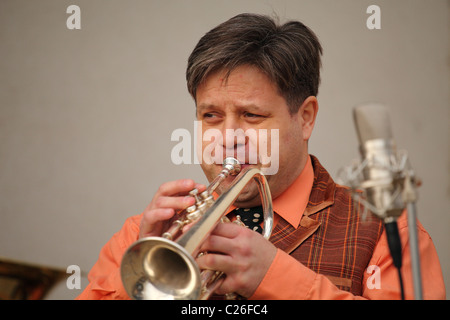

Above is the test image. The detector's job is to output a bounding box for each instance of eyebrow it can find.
[196,103,265,113]
[196,103,214,112]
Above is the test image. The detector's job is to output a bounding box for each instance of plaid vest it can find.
[269,155,384,295]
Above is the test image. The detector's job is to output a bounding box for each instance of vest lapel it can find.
[270,215,321,254]
[269,155,335,254]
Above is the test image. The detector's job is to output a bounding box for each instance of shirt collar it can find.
[272,155,314,229]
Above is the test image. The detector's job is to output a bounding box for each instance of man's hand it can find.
[139,179,206,239]
[196,222,277,298]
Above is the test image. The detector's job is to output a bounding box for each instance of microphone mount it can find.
[337,147,418,221]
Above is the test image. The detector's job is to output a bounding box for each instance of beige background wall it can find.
[0,0,448,299]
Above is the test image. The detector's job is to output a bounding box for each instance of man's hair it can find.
[186,13,323,114]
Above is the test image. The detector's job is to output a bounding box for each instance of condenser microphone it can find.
[353,103,405,220]
[353,103,406,299]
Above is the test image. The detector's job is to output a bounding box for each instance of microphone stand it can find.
[379,165,423,300]
[403,171,423,300]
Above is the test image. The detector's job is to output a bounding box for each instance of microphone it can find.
[353,103,405,221]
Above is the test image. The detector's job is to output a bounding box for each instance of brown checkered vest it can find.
[269,155,384,295]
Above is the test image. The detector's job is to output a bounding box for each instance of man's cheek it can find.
[260,129,280,175]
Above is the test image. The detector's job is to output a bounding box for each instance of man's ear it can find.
[296,96,319,141]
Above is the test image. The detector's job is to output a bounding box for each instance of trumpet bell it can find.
[120,237,201,300]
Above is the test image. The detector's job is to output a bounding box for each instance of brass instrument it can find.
[120,157,273,300]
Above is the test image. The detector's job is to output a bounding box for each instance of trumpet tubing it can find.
[120,158,273,300]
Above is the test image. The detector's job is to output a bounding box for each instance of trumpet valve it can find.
[162,219,184,240]
[189,188,201,204]
[162,204,198,240]
[234,215,245,227]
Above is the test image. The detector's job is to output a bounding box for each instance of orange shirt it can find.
[77,156,446,300]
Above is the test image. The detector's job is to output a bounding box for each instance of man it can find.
[77,13,445,300]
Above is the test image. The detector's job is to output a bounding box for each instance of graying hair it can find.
[186,13,323,114]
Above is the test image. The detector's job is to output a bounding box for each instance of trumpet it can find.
[120,157,274,300]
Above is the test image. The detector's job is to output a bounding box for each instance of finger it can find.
[199,234,236,255]
[157,180,206,196]
[198,223,253,255]
[140,207,175,237]
[142,207,174,225]
[154,195,196,211]
[197,252,234,275]
[156,179,197,197]
[214,276,244,296]
[210,221,246,239]
[194,183,207,193]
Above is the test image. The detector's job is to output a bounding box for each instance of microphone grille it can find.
[353,103,393,144]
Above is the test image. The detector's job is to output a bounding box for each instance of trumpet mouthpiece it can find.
[223,157,241,176]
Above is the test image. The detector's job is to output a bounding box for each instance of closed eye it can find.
[203,112,222,118]
[244,112,262,117]
[243,112,267,123]
[200,112,222,124]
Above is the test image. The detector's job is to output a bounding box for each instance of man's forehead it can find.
[197,68,279,100]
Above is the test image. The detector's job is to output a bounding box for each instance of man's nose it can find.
[221,128,248,163]
[219,117,242,147]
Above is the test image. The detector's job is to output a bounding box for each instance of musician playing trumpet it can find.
[77,13,445,300]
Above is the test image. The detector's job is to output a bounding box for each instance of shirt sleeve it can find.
[76,214,142,300]
[250,214,446,300]
[362,214,446,300]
